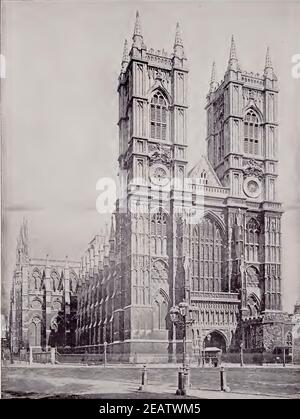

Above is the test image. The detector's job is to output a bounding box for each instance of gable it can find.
[188,154,222,187]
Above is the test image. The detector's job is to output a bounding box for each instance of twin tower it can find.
[87,11,291,362]
[11,11,290,361]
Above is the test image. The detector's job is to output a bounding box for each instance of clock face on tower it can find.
[243,176,262,198]
[150,164,169,186]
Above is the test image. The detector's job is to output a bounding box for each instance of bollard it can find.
[29,347,33,365]
[50,347,56,365]
[176,367,186,396]
[220,366,230,392]
[183,365,191,389]
[104,342,107,367]
[138,365,148,391]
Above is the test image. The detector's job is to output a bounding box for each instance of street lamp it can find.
[170,301,198,395]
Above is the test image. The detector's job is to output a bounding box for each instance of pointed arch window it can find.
[30,269,42,291]
[153,292,168,330]
[246,218,260,262]
[150,92,168,141]
[192,216,224,292]
[151,210,167,256]
[244,110,260,155]
[286,332,293,347]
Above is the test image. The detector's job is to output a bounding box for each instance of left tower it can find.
[114,12,188,361]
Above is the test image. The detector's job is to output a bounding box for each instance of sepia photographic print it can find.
[1,0,300,404]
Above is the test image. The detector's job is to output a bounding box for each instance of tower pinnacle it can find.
[109,215,115,242]
[264,46,276,80]
[227,35,240,71]
[174,22,183,47]
[132,10,144,51]
[121,39,129,73]
[173,22,185,59]
[133,10,142,37]
[209,61,218,93]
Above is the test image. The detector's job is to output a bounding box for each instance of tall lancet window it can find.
[244,110,260,155]
[151,210,167,256]
[150,92,167,141]
[245,218,260,262]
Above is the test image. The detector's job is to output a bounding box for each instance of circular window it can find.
[243,176,261,198]
[150,164,169,186]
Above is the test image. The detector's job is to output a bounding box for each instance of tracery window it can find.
[191,216,223,292]
[151,210,167,256]
[246,294,260,318]
[28,316,42,347]
[246,218,260,262]
[150,92,167,141]
[244,110,260,155]
[51,271,60,292]
[30,269,42,291]
[286,332,293,347]
[199,170,208,185]
[153,293,168,330]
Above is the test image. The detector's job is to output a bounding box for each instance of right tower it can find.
[206,36,290,352]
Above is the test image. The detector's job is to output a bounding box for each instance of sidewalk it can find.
[4,361,300,369]
[2,366,296,399]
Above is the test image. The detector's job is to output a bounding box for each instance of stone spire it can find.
[264,46,276,79]
[227,35,240,71]
[121,39,129,73]
[209,61,218,93]
[109,215,115,242]
[16,217,29,264]
[174,22,183,47]
[133,10,142,37]
[173,22,185,59]
[132,10,143,49]
[109,215,115,262]
[265,46,273,69]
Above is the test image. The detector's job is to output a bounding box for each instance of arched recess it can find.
[50,270,60,292]
[70,270,78,293]
[30,268,42,291]
[286,332,293,347]
[245,218,261,262]
[204,330,227,352]
[191,214,225,292]
[28,316,42,347]
[246,265,260,288]
[246,293,261,317]
[149,91,169,141]
[152,289,169,331]
[151,209,168,256]
[243,108,262,156]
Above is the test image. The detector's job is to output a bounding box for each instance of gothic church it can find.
[10,12,292,361]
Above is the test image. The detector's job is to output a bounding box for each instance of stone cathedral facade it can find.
[9,220,81,353]
[10,13,293,361]
[75,13,292,361]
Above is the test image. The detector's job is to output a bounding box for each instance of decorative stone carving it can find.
[149,143,172,167]
[242,159,264,180]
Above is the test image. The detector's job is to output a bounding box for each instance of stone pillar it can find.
[45,256,52,348]
[64,256,70,347]
[50,347,56,365]
[29,346,33,365]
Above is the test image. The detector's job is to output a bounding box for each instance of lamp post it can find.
[170,301,198,395]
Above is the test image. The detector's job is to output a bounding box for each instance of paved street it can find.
[2,364,300,399]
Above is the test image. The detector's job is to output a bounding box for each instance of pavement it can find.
[2,363,299,399]
[5,361,300,369]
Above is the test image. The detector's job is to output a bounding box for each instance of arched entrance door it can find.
[204,331,227,352]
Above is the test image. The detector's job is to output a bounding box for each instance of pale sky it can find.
[1,0,300,316]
